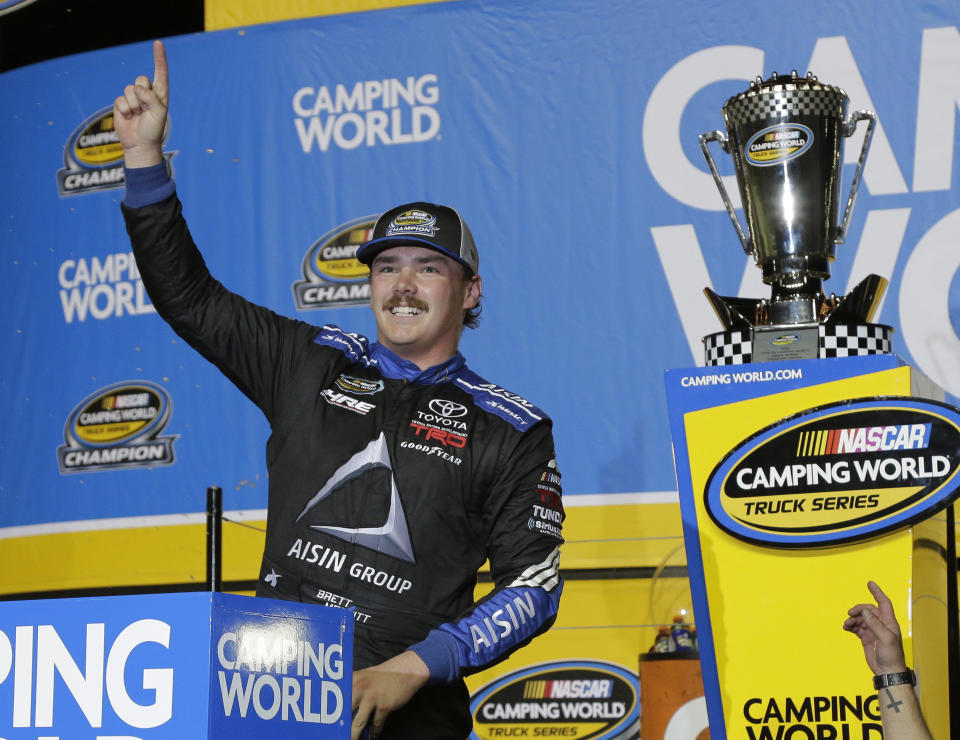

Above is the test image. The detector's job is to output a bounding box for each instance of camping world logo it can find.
[745,123,813,166]
[705,397,960,547]
[293,215,374,310]
[56,106,174,197]
[57,381,177,473]
[469,660,638,740]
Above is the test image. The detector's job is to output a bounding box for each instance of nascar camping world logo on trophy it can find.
[699,70,894,365]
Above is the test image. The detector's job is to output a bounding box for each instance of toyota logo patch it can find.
[429,399,468,418]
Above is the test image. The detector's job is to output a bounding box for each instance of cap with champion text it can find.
[356,202,479,275]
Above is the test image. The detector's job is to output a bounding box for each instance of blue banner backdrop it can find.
[2,0,959,529]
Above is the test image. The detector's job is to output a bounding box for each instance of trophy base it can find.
[704,274,889,330]
[704,322,893,366]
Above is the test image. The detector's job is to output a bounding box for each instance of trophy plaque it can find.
[699,71,893,365]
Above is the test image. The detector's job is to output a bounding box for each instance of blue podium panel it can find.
[210,594,352,738]
[0,592,352,740]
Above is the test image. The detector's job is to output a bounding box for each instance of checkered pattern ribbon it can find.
[704,329,753,366]
[724,84,846,123]
[820,323,893,358]
[704,323,893,366]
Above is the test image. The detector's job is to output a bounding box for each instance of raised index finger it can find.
[152,40,169,103]
[867,580,895,619]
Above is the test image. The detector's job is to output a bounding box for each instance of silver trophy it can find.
[700,71,892,364]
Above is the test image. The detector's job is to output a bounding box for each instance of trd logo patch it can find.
[409,421,466,448]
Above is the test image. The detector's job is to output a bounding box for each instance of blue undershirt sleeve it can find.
[408,631,462,684]
[122,163,175,208]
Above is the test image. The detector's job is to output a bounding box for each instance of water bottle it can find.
[671,615,695,653]
[651,626,675,653]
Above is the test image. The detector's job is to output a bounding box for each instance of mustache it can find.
[382,296,429,312]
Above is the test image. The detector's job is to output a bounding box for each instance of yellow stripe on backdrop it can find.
[0,514,267,595]
[0,501,685,594]
[205,0,452,30]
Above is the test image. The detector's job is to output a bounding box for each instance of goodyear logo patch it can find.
[56,107,174,197]
[745,123,813,166]
[293,215,374,310]
[57,381,177,473]
[705,397,960,547]
[469,661,638,740]
[386,209,437,237]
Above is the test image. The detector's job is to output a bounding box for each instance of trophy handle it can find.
[699,130,751,255]
[835,109,877,245]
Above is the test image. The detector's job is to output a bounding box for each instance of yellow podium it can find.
[665,354,956,739]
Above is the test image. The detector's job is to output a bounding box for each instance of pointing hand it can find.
[113,39,169,167]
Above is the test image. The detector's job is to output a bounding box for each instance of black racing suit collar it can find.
[368,342,466,385]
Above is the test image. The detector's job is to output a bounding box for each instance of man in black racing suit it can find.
[114,41,564,739]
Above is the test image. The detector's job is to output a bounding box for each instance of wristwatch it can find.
[873,669,916,689]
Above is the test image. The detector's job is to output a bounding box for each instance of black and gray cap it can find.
[356,201,479,275]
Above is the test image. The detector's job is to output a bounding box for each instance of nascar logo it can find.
[522,679,613,699]
[797,424,931,456]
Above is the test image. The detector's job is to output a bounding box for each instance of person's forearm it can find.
[876,684,933,740]
[123,142,164,168]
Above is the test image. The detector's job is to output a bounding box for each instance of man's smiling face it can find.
[369,246,481,370]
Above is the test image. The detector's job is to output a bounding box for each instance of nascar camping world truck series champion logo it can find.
[293,215,375,310]
[57,381,177,473]
[56,106,174,197]
[705,397,960,547]
[386,208,437,236]
[469,660,639,740]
